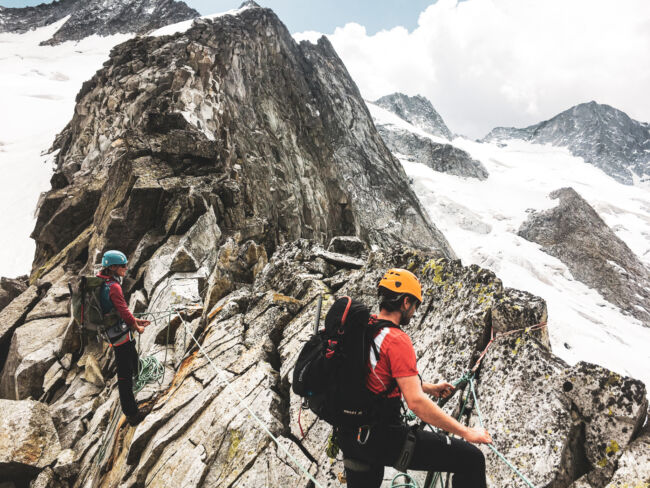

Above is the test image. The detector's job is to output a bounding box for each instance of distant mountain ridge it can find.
[484,101,650,185]
[370,94,488,180]
[374,93,453,140]
[0,0,198,45]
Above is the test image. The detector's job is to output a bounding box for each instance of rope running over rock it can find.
[393,322,547,488]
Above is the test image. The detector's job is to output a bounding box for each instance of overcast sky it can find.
[5,0,649,137]
[296,0,650,138]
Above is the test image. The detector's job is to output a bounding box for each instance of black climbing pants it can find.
[337,423,486,488]
[112,335,139,417]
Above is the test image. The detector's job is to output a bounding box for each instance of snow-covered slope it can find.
[0,19,132,277]
[403,137,650,388]
[370,100,650,388]
[0,0,198,45]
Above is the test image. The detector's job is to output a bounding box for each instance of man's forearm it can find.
[411,396,468,438]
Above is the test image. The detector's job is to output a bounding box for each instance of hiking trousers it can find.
[112,335,139,417]
[337,423,486,488]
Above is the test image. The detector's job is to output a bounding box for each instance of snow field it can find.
[0,18,131,277]
[400,136,650,389]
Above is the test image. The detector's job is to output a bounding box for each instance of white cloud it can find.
[295,0,650,138]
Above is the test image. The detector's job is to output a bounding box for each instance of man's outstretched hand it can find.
[463,426,492,444]
[423,381,455,398]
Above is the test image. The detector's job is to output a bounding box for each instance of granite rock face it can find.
[0,4,646,488]
[484,101,650,185]
[519,187,650,326]
[22,239,637,488]
[0,399,62,483]
[0,0,198,45]
[30,6,453,279]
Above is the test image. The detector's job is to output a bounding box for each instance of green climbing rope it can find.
[468,377,537,488]
[421,372,538,488]
[391,472,419,488]
[133,355,165,393]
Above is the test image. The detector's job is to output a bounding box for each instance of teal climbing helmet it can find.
[102,250,128,268]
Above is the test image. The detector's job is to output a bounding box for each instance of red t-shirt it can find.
[366,317,419,398]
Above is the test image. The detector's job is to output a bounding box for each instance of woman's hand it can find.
[423,381,455,398]
[134,318,150,334]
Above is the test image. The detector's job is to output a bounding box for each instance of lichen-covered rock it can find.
[559,362,647,484]
[0,399,61,482]
[604,425,650,488]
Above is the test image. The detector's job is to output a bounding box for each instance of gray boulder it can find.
[0,276,28,313]
[0,399,61,482]
[0,317,74,400]
[604,425,650,487]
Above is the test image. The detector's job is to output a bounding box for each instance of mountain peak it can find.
[374,92,453,140]
[484,102,650,185]
[239,0,261,8]
[0,0,199,45]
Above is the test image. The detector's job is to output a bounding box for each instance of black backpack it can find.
[292,296,398,428]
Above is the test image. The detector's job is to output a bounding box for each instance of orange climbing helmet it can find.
[378,268,422,302]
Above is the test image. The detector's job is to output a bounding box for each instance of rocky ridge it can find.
[0,0,198,45]
[370,94,489,180]
[484,101,650,185]
[374,93,453,140]
[519,187,650,327]
[0,4,647,488]
[375,123,489,180]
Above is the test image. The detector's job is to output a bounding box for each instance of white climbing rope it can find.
[175,312,324,488]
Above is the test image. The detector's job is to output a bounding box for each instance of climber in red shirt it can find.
[337,268,492,488]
